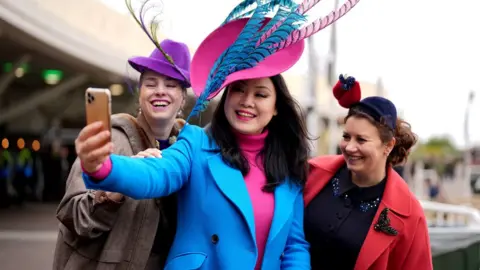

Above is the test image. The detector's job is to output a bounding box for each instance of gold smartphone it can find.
[85,88,112,139]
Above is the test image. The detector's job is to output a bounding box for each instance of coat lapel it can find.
[304,155,345,206]
[354,204,405,270]
[354,168,411,270]
[267,182,299,244]
[207,153,256,241]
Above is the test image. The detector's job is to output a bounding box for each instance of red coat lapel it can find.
[304,155,345,206]
[354,168,411,270]
[305,155,412,270]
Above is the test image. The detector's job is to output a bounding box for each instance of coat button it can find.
[344,198,352,207]
[211,234,219,244]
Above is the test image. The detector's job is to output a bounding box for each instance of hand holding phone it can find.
[75,88,113,173]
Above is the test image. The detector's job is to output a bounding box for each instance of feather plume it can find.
[125,0,189,84]
[187,0,361,121]
[277,0,361,49]
[222,0,257,25]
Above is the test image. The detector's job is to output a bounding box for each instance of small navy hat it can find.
[354,96,397,130]
[333,74,397,130]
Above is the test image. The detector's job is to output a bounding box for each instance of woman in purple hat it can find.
[53,39,192,270]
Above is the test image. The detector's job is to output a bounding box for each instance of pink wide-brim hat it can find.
[190,18,305,99]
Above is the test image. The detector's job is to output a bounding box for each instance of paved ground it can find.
[2,197,479,270]
[0,203,59,270]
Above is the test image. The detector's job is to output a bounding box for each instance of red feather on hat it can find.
[333,74,362,108]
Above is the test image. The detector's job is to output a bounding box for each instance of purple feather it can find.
[125,0,189,84]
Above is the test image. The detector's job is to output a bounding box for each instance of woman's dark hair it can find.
[345,106,418,166]
[208,74,310,192]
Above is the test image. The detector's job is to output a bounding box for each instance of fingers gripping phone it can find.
[85,88,112,141]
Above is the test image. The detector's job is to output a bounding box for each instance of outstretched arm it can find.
[82,124,201,200]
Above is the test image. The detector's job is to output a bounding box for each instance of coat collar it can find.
[111,113,156,151]
[305,155,412,270]
[305,155,411,216]
[201,131,219,151]
[111,113,186,150]
[205,141,299,248]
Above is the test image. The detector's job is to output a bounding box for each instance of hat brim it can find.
[190,18,305,99]
[128,57,191,88]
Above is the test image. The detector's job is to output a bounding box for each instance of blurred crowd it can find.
[0,142,75,208]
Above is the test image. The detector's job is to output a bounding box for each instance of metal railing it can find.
[422,200,480,269]
[421,200,480,228]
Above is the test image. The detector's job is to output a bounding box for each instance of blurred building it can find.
[0,0,217,202]
[0,0,216,145]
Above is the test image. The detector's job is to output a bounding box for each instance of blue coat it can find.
[83,124,310,269]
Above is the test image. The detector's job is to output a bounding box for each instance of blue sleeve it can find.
[281,191,311,269]
[82,124,201,199]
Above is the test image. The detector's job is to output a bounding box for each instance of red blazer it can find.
[304,155,433,270]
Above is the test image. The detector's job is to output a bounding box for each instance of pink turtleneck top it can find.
[235,130,274,269]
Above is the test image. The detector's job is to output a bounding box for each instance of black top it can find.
[150,140,177,266]
[151,194,177,258]
[304,165,387,270]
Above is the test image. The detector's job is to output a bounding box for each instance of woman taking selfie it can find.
[75,17,310,269]
[73,1,360,267]
[76,15,310,269]
[304,75,433,270]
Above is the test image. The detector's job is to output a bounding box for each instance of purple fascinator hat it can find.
[125,0,191,87]
[128,39,191,88]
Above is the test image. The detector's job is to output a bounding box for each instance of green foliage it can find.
[411,136,461,175]
[411,136,460,160]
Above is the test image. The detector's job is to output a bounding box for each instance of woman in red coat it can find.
[304,75,433,270]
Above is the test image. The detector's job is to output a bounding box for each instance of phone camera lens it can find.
[87,93,95,103]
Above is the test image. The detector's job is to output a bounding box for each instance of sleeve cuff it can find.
[81,158,112,180]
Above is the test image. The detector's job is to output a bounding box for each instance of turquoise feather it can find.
[222,0,257,25]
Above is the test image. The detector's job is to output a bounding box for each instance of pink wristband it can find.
[81,158,112,180]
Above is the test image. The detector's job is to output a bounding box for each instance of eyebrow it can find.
[343,131,370,139]
[232,81,272,92]
[143,76,157,82]
[255,85,272,92]
[144,76,179,84]
[165,78,178,83]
